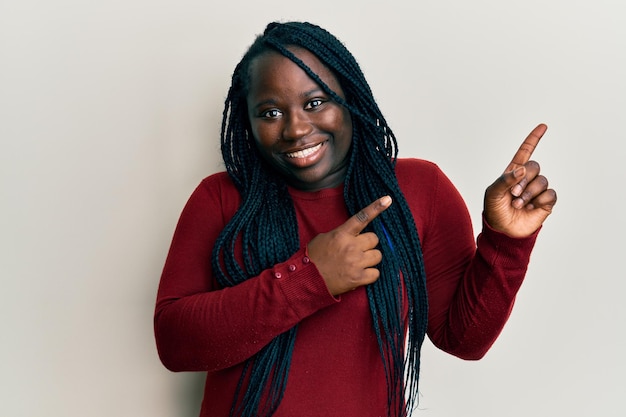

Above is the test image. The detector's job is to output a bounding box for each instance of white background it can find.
[1,0,624,416]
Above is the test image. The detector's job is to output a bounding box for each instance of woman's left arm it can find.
[418,124,557,359]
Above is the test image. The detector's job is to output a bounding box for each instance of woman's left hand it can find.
[483,123,558,238]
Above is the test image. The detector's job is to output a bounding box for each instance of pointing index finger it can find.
[505,123,547,172]
[341,196,392,235]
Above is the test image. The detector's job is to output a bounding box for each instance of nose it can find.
[282,110,313,141]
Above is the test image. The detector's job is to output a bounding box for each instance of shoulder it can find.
[393,159,442,227]
[394,158,468,231]
[184,171,241,221]
[394,158,445,194]
[198,171,237,193]
[395,157,441,174]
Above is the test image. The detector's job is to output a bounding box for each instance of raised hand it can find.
[307,196,392,296]
[484,124,557,238]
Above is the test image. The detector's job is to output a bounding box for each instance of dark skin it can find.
[246,48,557,297]
[246,48,352,192]
[308,124,557,296]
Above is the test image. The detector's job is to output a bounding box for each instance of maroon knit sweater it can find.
[154,158,538,416]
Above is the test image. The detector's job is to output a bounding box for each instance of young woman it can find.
[154,21,557,417]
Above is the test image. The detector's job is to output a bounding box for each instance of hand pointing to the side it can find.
[484,124,558,238]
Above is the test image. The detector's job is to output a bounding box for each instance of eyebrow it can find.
[251,87,326,110]
[252,98,278,110]
[301,87,324,98]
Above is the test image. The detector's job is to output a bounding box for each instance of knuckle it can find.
[370,269,381,281]
[347,274,361,288]
[533,175,549,190]
[345,241,359,252]
[355,210,369,223]
[548,189,558,203]
[526,160,540,171]
[367,232,380,245]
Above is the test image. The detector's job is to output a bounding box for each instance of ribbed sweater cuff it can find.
[272,247,339,320]
[478,213,540,268]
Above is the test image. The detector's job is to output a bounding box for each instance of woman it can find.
[154,21,557,417]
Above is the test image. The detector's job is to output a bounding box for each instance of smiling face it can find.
[246,47,353,191]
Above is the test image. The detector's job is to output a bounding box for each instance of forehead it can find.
[246,47,342,96]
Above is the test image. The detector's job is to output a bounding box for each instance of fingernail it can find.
[380,196,392,207]
[514,167,525,178]
[511,184,522,197]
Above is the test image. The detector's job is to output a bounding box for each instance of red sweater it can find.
[154,158,538,416]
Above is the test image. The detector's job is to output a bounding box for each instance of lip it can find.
[280,141,327,167]
[284,142,324,158]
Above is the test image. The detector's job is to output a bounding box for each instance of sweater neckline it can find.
[287,183,344,201]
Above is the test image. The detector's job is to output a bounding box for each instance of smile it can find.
[285,143,323,159]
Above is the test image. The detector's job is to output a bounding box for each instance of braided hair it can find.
[212,21,428,417]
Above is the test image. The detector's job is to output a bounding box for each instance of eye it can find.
[260,109,282,119]
[305,99,324,110]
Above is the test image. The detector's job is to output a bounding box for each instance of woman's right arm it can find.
[153,175,338,373]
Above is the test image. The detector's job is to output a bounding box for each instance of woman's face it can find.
[246,47,353,191]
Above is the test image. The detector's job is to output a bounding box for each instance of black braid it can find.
[212,21,428,417]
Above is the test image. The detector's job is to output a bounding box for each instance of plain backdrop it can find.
[1,0,624,416]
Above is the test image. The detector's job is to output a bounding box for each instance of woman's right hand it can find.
[307,196,392,296]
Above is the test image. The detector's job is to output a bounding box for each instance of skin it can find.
[246,48,557,296]
[484,123,558,238]
[246,47,353,192]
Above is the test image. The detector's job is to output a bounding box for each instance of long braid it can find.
[212,21,428,416]
[215,57,300,417]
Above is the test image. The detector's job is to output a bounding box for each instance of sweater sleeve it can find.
[402,160,538,360]
[154,175,339,372]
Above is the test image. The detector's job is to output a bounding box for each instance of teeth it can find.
[286,143,322,158]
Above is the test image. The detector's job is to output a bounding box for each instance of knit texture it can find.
[154,158,538,416]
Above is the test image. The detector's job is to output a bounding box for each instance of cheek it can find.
[335,110,353,145]
[321,106,351,132]
[249,121,277,151]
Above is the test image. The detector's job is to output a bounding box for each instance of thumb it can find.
[487,166,526,200]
